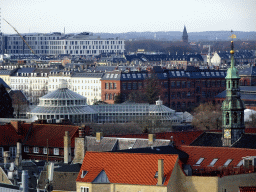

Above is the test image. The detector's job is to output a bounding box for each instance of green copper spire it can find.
[225,41,240,79]
[222,39,245,147]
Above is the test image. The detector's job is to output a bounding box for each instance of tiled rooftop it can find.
[77,152,179,186]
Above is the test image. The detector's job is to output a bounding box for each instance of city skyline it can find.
[1,0,256,34]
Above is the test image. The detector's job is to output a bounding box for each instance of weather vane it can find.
[230,30,236,40]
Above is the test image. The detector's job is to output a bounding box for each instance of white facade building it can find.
[48,71,103,105]
[4,32,125,56]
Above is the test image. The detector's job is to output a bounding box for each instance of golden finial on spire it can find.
[230,30,236,54]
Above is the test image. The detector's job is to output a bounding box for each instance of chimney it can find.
[4,151,10,164]
[20,170,28,192]
[10,121,24,135]
[73,128,86,164]
[78,127,85,138]
[158,159,164,185]
[15,141,22,167]
[64,131,71,164]
[96,132,103,142]
[148,134,155,145]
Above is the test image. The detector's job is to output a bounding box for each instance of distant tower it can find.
[182,26,188,43]
[207,46,211,66]
[222,40,245,147]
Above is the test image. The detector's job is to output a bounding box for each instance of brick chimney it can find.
[158,159,164,185]
[64,131,71,164]
[73,127,86,164]
[10,121,25,135]
[148,134,155,145]
[96,132,103,142]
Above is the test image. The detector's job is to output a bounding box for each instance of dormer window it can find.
[81,170,88,178]
[24,146,29,153]
[33,147,39,153]
[54,148,59,155]
[195,158,204,166]
[237,160,243,167]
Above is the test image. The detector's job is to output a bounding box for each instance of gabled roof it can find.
[179,145,256,169]
[189,132,222,147]
[23,124,79,148]
[86,136,171,152]
[231,133,256,149]
[0,124,24,146]
[77,152,179,186]
[107,130,204,146]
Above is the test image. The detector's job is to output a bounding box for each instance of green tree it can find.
[0,84,14,118]
[192,102,222,130]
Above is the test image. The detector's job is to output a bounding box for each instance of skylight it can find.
[81,170,88,178]
[195,158,204,165]
[209,158,218,166]
[237,160,243,167]
[224,159,232,167]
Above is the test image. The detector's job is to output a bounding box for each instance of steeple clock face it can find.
[224,129,231,138]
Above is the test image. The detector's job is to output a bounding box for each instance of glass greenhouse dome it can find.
[28,84,97,123]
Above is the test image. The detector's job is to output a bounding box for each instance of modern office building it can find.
[2,32,125,56]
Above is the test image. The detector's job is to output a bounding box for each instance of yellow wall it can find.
[0,167,13,185]
[77,181,167,192]
[0,75,10,86]
[218,173,256,192]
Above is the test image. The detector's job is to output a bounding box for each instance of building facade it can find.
[2,32,125,56]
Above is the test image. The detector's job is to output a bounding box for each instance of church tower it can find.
[182,26,188,43]
[222,40,245,147]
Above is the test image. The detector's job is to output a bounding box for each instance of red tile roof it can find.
[178,145,256,168]
[23,124,79,148]
[77,152,179,186]
[0,124,24,146]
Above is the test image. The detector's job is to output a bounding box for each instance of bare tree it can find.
[192,102,222,130]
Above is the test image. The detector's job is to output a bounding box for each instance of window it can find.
[54,148,59,155]
[113,83,117,89]
[105,94,109,100]
[81,170,88,178]
[226,112,229,125]
[122,82,126,90]
[195,158,204,165]
[127,82,132,90]
[33,147,39,153]
[43,148,48,154]
[105,83,109,89]
[109,83,113,89]
[9,147,16,158]
[80,187,89,192]
[209,158,218,166]
[176,81,180,88]
[24,146,29,153]
[133,82,137,90]
[224,159,232,167]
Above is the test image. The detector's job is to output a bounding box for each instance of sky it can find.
[1,0,256,34]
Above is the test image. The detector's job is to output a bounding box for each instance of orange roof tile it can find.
[77,152,179,186]
[179,145,256,168]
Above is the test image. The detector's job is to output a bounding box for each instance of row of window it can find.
[105,93,117,100]
[170,80,225,89]
[24,146,59,155]
[105,83,117,89]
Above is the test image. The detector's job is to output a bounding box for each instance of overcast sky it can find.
[1,0,256,34]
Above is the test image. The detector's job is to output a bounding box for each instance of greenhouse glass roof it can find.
[30,105,97,114]
[41,88,86,100]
